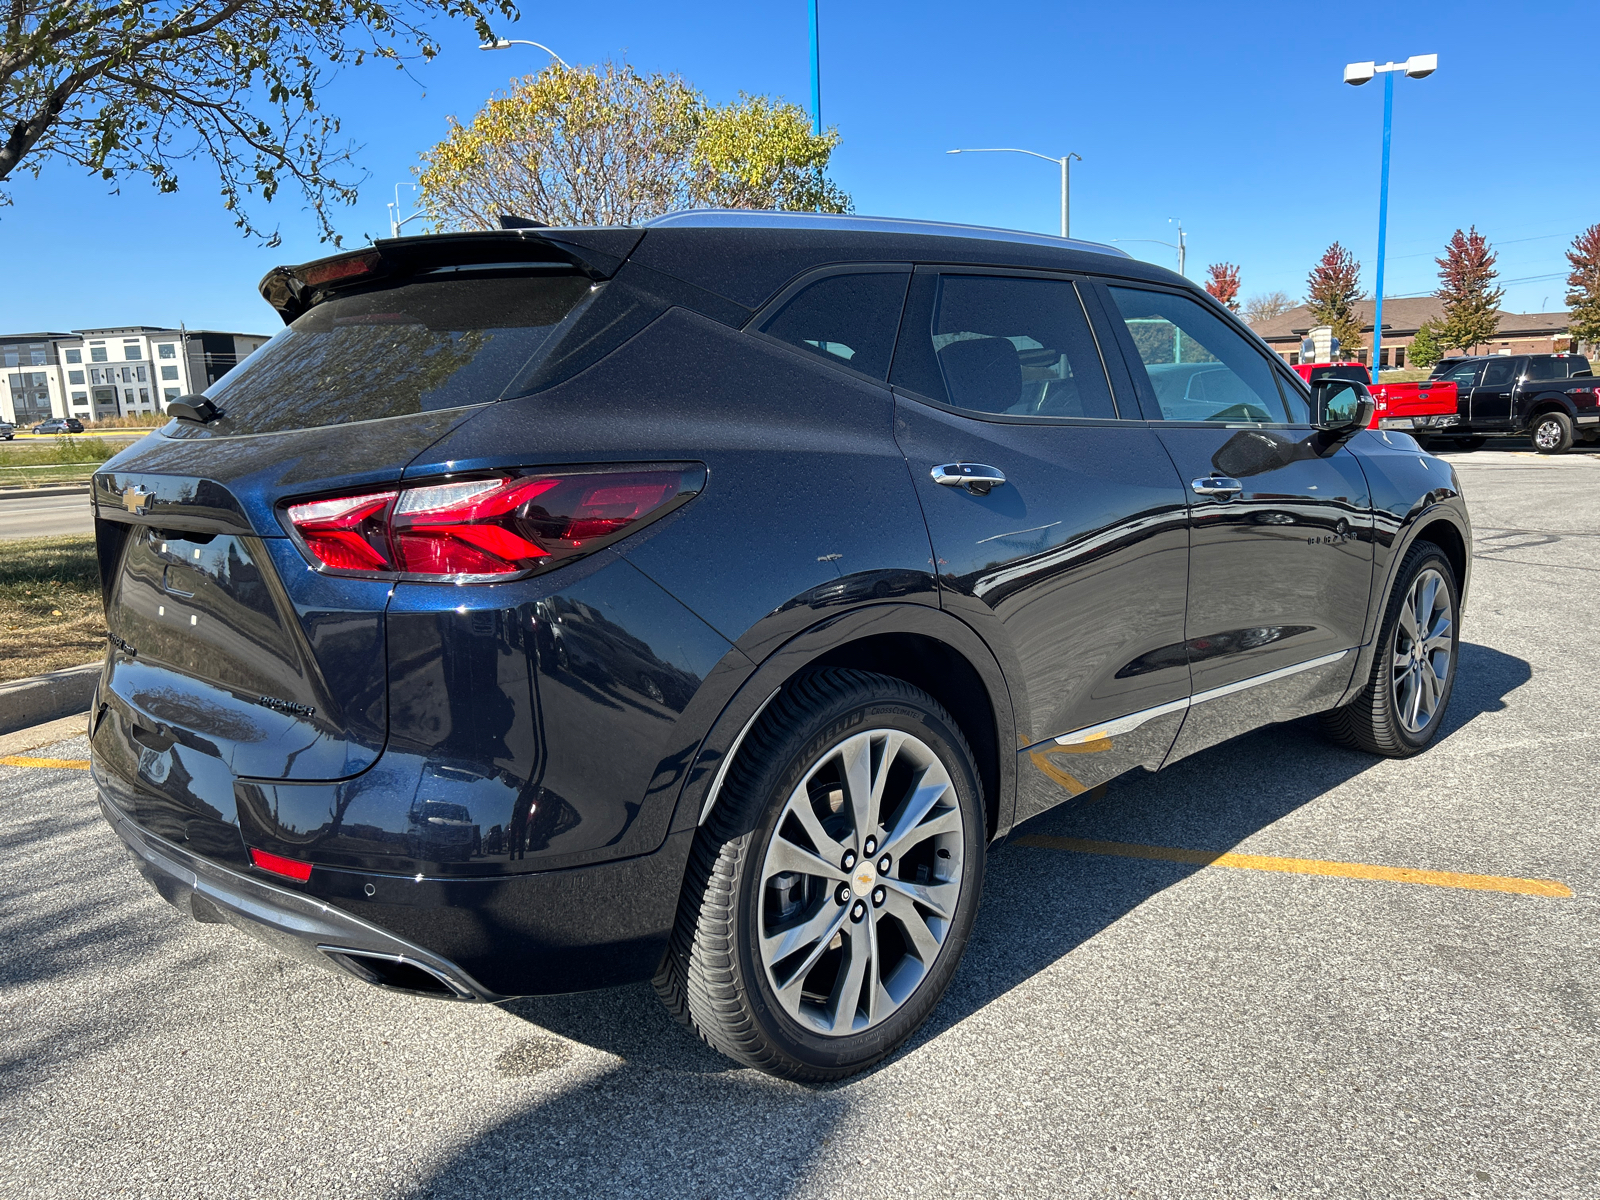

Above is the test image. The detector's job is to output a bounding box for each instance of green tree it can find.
[1564,223,1600,351]
[0,0,516,245]
[1306,242,1364,358]
[1435,226,1504,352]
[1408,320,1443,369]
[416,61,850,230]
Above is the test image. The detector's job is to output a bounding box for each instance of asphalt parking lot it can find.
[3,444,1597,1199]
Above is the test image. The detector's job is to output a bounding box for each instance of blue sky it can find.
[2,0,1593,335]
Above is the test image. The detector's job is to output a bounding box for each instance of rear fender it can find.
[669,603,1020,846]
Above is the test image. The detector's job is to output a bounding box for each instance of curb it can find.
[0,485,91,498]
[0,712,91,757]
[0,663,100,736]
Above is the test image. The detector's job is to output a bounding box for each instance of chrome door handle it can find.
[932,463,1006,495]
[1191,475,1243,498]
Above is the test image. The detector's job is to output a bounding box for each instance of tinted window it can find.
[759,271,909,380]
[1109,287,1304,423]
[1481,358,1517,387]
[1308,365,1370,384]
[1525,356,1569,380]
[893,275,1116,419]
[201,272,594,435]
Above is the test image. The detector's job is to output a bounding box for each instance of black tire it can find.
[1452,436,1487,451]
[1530,410,1574,454]
[654,668,985,1081]
[1320,542,1459,757]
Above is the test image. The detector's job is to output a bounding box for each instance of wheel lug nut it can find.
[863,836,877,856]
[851,900,866,922]
[842,850,857,870]
[836,883,851,905]
[872,886,886,907]
[877,854,891,874]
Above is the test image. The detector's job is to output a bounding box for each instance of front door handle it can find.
[932,463,1007,495]
[1191,475,1243,499]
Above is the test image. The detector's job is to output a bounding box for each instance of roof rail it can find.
[642,209,1130,258]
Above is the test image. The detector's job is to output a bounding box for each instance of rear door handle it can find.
[1191,475,1243,499]
[932,463,1006,495]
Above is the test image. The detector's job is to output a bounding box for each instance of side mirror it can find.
[1312,378,1375,438]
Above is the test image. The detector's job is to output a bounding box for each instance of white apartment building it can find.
[1,327,271,424]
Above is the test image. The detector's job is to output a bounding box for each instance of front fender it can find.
[1337,430,1472,707]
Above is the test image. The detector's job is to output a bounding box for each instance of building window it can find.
[158,343,176,359]
[65,349,82,364]
[136,365,147,382]
[124,389,134,405]
[160,365,179,381]
[139,388,149,402]
[163,387,179,401]
[28,345,46,365]
[68,370,84,385]
[124,344,141,360]
[71,392,88,405]
[90,346,108,362]
[1,348,16,367]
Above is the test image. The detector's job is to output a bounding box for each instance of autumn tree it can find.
[416,61,849,230]
[1408,320,1443,369]
[1244,290,1294,325]
[0,0,516,245]
[1564,223,1600,351]
[1435,226,1504,352]
[1306,243,1364,357]
[1204,262,1241,312]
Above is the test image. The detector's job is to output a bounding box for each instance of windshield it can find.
[188,271,595,435]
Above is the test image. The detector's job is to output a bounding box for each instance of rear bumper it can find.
[101,791,695,999]
[1378,413,1460,431]
[102,795,502,1000]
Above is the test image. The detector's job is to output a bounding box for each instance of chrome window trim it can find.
[1043,649,1351,749]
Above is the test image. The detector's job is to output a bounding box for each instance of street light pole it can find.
[1345,53,1437,376]
[479,38,570,68]
[809,0,821,138]
[1109,221,1187,277]
[947,148,1082,238]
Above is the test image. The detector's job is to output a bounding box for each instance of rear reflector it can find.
[250,848,314,881]
[284,465,703,582]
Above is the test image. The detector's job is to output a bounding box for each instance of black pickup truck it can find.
[1429,353,1600,452]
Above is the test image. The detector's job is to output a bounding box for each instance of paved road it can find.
[3,447,1598,1199]
[0,489,93,540]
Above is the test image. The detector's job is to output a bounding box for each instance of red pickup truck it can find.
[1292,362,1460,435]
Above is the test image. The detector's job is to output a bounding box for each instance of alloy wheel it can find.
[1391,566,1453,734]
[756,729,964,1037]
[1534,418,1563,451]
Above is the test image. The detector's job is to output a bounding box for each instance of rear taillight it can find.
[284,466,702,582]
[251,848,314,881]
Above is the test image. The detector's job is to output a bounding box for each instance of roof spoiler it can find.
[257,227,645,324]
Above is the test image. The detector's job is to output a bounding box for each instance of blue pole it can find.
[809,0,821,137]
[1371,70,1393,376]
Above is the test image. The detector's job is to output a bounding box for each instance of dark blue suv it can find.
[90,212,1470,1079]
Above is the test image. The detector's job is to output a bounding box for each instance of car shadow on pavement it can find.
[400,643,1529,1197]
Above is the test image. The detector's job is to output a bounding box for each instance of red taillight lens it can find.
[285,491,397,571]
[250,848,314,881]
[284,467,700,581]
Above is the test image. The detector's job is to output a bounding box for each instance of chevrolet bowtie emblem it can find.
[121,486,151,514]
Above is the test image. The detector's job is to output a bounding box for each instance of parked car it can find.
[0,420,13,440]
[1292,361,1459,435]
[31,417,84,434]
[90,212,1470,1080]
[1427,353,1599,452]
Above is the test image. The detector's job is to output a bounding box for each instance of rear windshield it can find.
[191,271,594,435]
[1308,365,1369,384]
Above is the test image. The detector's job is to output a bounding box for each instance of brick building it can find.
[1250,298,1573,368]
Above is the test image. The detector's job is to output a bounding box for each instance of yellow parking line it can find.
[0,755,91,770]
[1014,834,1572,898]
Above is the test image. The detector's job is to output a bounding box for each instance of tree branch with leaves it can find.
[1306,243,1363,357]
[415,60,850,230]
[1564,223,1600,351]
[1435,226,1503,352]
[1,0,518,245]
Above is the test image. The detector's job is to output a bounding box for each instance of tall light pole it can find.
[946,148,1082,238]
[480,38,569,68]
[808,0,821,137]
[1111,219,1187,276]
[1345,53,1437,376]
[387,182,425,238]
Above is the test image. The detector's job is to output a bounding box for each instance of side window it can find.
[1481,358,1516,387]
[891,274,1117,419]
[759,271,910,381]
[1445,362,1481,390]
[1525,357,1566,381]
[1108,286,1296,423]
[1275,369,1313,423]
